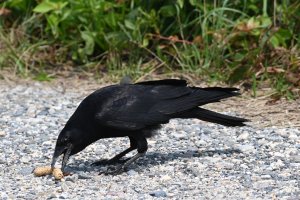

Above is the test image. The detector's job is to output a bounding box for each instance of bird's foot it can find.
[91,159,113,166]
[99,165,126,175]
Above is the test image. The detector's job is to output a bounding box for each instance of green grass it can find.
[0,0,299,99]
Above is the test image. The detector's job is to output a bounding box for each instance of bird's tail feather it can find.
[192,87,241,105]
[177,108,248,127]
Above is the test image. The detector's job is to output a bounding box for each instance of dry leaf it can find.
[0,8,11,16]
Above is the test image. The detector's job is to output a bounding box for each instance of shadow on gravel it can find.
[65,148,242,174]
[141,148,242,165]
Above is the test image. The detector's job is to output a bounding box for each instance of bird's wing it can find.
[94,83,240,130]
[94,84,191,130]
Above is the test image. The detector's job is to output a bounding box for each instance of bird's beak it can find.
[51,144,73,171]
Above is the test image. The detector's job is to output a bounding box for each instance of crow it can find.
[51,79,248,174]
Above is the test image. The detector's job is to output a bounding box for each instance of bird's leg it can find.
[102,136,148,175]
[92,136,137,166]
[92,146,135,166]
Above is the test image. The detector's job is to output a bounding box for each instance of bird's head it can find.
[51,127,86,171]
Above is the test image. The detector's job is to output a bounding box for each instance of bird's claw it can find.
[91,159,112,166]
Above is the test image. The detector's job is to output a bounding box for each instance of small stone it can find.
[205,156,222,163]
[161,175,172,181]
[0,131,6,137]
[221,162,235,169]
[1,192,8,199]
[78,163,85,168]
[289,133,298,140]
[0,157,5,164]
[202,128,211,134]
[273,152,284,157]
[65,174,78,183]
[37,110,48,116]
[19,167,34,176]
[270,159,285,170]
[61,182,69,192]
[258,138,267,145]
[26,105,37,117]
[42,140,52,146]
[276,129,289,138]
[127,169,137,176]
[286,148,298,156]
[236,144,255,153]
[200,133,210,140]
[20,157,30,164]
[237,132,249,141]
[260,174,272,179]
[13,108,26,116]
[240,164,248,169]
[195,139,206,146]
[149,190,167,197]
[290,163,300,168]
[59,193,69,199]
[48,193,58,199]
[45,179,54,186]
[253,180,275,189]
[172,131,187,139]
[78,172,91,179]
[268,142,279,149]
[290,155,300,163]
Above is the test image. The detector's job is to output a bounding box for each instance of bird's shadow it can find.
[65,148,242,174]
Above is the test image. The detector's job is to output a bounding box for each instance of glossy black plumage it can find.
[51,79,248,174]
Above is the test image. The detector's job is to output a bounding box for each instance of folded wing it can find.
[95,80,245,130]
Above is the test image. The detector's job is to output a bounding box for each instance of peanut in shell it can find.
[52,168,64,180]
[33,166,52,177]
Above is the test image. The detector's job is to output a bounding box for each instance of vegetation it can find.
[0,0,299,99]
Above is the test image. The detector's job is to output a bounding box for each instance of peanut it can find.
[52,168,64,180]
[33,166,52,177]
[33,166,64,180]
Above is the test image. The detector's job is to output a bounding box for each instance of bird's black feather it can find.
[52,79,249,174]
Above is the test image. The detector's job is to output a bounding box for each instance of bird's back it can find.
[78,80,247,132]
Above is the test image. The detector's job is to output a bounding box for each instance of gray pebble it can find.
[59,193,69,199]
[47,193,57,199]
[0,192,9,199]
[261,174,272,179]
[38,108,49,116]
[236,144,255,153]
[14,107,28,117]
[149,190,167,197]
[270,159,285,170]
[18,167,34,176]
[172,131,187,139]
[127,169,137,176]
[65,174,78,183]
[0,131,6,137]
[237,132,249,141]
[290,155,300,163]
[78,172,91,179]
[202,128,212,134]
[61,183,69,192]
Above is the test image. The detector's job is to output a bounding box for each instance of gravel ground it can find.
[0,80,299,200]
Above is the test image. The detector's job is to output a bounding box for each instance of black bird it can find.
[51,79,248,174]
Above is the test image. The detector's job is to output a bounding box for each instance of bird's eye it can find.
[62,136,70,143]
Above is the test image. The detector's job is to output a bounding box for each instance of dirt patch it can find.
[205,97,300,128]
